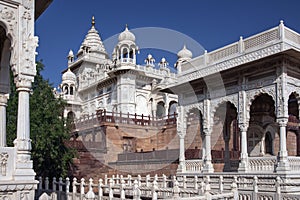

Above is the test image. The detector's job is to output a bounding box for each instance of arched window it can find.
[168,101,177,116]
[64,85,69,95]
[156,101,165,118]
[70,86,74,95]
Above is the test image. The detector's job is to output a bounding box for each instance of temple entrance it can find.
[212,102,238,172]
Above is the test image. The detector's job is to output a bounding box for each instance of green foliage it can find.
[6,61,75,178]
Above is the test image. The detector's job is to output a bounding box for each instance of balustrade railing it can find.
[70,110,177,132]
[248,156,277,172]
[36,174,300,200]
[180,23,300,75]
[36,174,238,200]
[96,109,177,127]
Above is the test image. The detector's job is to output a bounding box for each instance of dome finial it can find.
[125,24,128,30]
[92,16,95,27]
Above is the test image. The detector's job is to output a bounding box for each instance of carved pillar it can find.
[14,78,36,180]
[276,64,290,172]
[202,99,214,173]
[0,94,8,147]
[276,118,290,172]
[238,84,249,172]
[238,124,249,172]
[176,105,186,173]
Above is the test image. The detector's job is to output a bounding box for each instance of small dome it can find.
[177,45,192,59]
[68,50,74,58]
[118,25,135,42]
[62,68,76,82]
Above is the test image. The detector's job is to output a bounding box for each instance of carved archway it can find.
[248,93,276,156]
[211,101,238,172]
[288,92,300,156]
[185,107,203,160]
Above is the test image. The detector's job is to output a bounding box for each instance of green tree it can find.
[7,61,74,178]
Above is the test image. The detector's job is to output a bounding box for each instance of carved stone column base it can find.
[202,161,214,173]
[276,154,290,172]
[177,161,186,173]
[238,158,248,172]
[14,167,36,181]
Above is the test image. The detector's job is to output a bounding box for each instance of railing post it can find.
[53,177,56,192]
[142,114,144,126]
[253,176,258,200]
[85,178,95,199]
[59,177,63,192]
[276,176,281,200]
[105,174,108,185]
[231,176,238,200]
[138,175,142,187]
[72,177,77,199]
[279,20,285,40]
[219,175,223,193]
[128,175,132,186]
[183,176,187,189]
[80,178,85,198]
[161,174,167,198]
[238,36,244,53]
[45,177,49,190]
[120,179,126,200]
[109,179,114,200]
[127,112,130,124]
[152,179,158,200]
[162,174,167,188]
[135,113,137,124]
[98,178,103,200]
[66,177,70,193]
[194,175,198,190]
[204,175,211,195]
[38,176,43,190]
[200,179,205,195]
[116,174,120,184]
[133,180,141,200]
[172,180,180,199]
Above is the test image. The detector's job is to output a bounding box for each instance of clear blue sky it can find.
[35,0,300,87]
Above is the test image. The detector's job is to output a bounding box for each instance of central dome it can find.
[118,25,135,42]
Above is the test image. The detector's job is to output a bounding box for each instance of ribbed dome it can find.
[118,25,135,42]
[62,68,76,82]
[177,45,192,59]
[78,17,107,55]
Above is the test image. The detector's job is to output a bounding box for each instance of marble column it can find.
[14,78,36,180]
[177,134,186,173]
[202,128,214,173]
[176,105,186,173]
[0,94,8,147]
[238,124,249,172]
[276,117,290,172]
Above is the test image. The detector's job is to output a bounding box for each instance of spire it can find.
[92,16,95,27]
